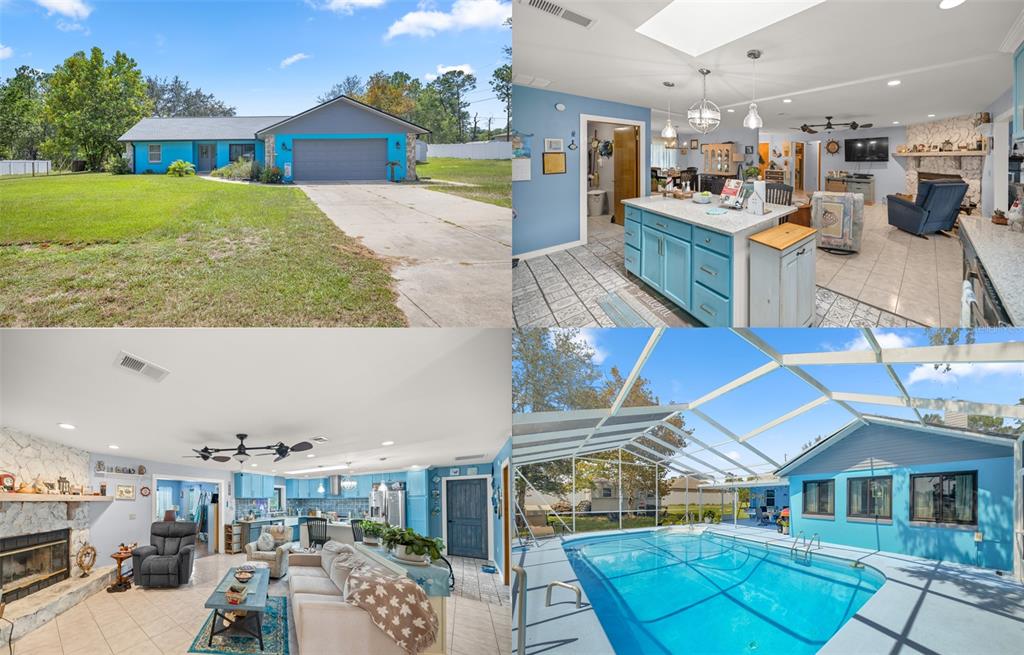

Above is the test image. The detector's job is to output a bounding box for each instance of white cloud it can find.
[565,328,608,365]
[307,0,386,14]
[424,63,475,81]
[33,0,91,20]
[387,0,510,39]
[56,20,89,34]
[280,53,312,68]
[827,329,917,353]
[0,44,11,60]
[905,362,1024,386]
[725,450,741,462]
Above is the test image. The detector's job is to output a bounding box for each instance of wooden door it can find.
[612,126,639,225]
[794,142,805,193]
[446,478,488,559]
[758,143,770,177]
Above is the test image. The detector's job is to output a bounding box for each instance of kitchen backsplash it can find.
[236,498,270,516]
[235,496,370,517]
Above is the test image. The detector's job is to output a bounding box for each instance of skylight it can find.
[635,1,827,57]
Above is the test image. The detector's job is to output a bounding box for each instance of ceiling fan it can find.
[792,116,873,134]
[183,433,314,464]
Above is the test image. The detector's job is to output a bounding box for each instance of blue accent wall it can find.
[272,133,408,183]
[132,139,265,174]
[512,85,652,256]
[789,456,1014,571]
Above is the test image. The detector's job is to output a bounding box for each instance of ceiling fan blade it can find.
[806,128,818,134]
[212,455,232,463]
[860,123,873,129]
[289,441,313,452]
[274,454,288,462]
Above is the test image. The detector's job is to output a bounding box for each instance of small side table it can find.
[107,552,132,593]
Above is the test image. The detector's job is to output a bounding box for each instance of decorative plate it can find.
[0,472,14,491]
[140,486,151,497]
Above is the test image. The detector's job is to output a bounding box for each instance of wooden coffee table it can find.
[204,567,270,651]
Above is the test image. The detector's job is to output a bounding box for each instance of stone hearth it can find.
[0,564,114,646]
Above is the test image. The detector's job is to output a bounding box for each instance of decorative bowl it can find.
[692,193,712,205]
[234,570,254,583]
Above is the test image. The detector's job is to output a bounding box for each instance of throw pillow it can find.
[257,531,275,552]
[267,525,289,546]
[319,540,346,570]
[329,550,365,591]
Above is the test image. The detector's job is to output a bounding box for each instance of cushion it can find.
[289,565,329,579]
[140,554,179,575]
[319,540,347,571]
[328,549,370,592]
[249,550,278,562]
[266,524,290,546]
[257,531,275,552]
[290,575,343,597]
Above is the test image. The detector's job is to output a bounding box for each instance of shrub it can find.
[260,166,283,184]
[211,158,261,181]
[167,160,196,177]
[104,154,133,175]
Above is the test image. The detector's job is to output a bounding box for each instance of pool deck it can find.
[513,523,1024,654]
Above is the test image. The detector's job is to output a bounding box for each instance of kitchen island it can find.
[622,196,798,326]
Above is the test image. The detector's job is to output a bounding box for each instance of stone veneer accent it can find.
[264,134,275,168]
[904,114,987,205]
[406,133,418,181]
[124,143,134,169]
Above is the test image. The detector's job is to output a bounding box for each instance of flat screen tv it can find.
[845,137,889,162]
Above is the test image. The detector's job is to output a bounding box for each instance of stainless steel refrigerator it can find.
[370,482,406,529]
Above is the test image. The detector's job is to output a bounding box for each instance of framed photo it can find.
[544,138,564,152]
[543,152,567,174]
[115,484,135,500]
[744,145,754,155]
[689,139,699,149]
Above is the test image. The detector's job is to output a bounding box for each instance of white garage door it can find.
[292,138,388,181]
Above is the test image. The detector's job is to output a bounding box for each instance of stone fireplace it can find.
[0,529,71,604]
[903,113,988,206]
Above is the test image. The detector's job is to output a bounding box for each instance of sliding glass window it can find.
[847,476,892,519]
[910,471,977,525]
[229,143,255,162]
[802,479,834,517]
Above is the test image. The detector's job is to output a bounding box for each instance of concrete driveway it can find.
[298,183,511,327]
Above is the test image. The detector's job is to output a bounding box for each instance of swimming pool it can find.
[564,529,885,655]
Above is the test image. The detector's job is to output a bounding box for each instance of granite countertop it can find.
[236,517,285,523]
[959,216,1023,325]
[622,196,795,236]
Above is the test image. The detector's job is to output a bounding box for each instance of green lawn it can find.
[0,174,405,326]
[417,157,511,208]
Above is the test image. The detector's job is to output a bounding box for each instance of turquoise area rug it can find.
[189,595,289,655]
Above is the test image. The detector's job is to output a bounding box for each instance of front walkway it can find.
[300,183,512,327]
[513,524,1024,654]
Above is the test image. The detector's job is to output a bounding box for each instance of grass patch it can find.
[0,174,405,326]
[417,157,510,208]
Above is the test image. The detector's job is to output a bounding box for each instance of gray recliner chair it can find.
[133,521,196,587]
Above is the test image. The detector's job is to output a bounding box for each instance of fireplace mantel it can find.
[0,493,112,520]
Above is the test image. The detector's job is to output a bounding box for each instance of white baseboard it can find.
[515,239,585,261]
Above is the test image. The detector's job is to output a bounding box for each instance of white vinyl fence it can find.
[426,142,512,160]
[0,160,52,176]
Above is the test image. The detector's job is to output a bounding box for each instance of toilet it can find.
[587,189,608,216]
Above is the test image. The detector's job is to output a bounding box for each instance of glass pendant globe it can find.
[687,102,721,134]
[743,103,763,129]
[661,119,678,140]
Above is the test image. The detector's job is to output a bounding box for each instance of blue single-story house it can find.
[776,415,1018,572]
[117,95,429,183]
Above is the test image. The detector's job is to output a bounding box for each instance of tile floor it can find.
[10,552,510,655]
[513,204,961,328]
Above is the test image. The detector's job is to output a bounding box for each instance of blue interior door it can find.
[446,478,488,559]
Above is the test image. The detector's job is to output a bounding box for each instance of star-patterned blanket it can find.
[347,568,439,654]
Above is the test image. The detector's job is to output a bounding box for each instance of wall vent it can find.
[114,350,170,382]
[455,454,486,461]
[521,0,594,28]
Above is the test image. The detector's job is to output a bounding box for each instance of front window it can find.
[229,143,255,162]
[802,480,834,517]
[847,476,892,519]
[765,489,775,507]
[601,487,612,498]
[148,144,161,163]
[911,471,977,525]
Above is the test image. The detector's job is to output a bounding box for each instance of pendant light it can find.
[661,81,678,140]
[688,68,721,135]
[743,50,764,130]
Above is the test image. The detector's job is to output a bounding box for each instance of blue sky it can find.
[572,328,1024,475]
[0,0,510,120]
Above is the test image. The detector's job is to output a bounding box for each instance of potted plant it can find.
[743,165,760,181]
[381,527,445,564]
[360,520,387,546]
[778,516,790,535]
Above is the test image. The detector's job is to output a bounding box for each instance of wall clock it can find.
[825,140,841,155]
[140,486,151,497]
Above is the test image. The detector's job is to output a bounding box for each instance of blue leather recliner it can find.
[886,179,968,237]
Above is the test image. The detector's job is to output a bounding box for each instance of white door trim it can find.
[150,474,228,554]
[579,114,647,248]
[440,474,493,561]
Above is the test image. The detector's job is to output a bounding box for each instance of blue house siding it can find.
[132,139,265,173]
[271,133,408,183]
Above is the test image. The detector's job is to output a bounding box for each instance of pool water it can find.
[564,529,884,655]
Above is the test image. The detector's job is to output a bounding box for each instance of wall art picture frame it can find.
[543,152,567,175]
[745,145,754,155]
[115,484,135,500]
[690,139,700,149]
[544,138,564,152]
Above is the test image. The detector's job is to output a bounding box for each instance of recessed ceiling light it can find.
[108,444,119,450]
[782,98,792,103]
[928,114,936,118]
[727,108,735,113]
[409,464,421,469]
[887,80,901,87]
[892,121,900,125]
[938,0,966,9]
[306,454,315,458]
[57,423,76,430]
[381,441,395,446]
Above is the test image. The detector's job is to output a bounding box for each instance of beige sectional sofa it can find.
[288,542,405,655]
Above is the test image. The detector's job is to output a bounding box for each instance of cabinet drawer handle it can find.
[656,221,667,228]
[658,237,663,256]
[704,237,712,244]
[625,230,634,238]
[699,304,716,317]
[699,265,718,277]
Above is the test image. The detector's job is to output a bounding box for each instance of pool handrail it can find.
[545,580,582,609]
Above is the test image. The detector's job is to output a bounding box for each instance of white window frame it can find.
[148,144,162,164]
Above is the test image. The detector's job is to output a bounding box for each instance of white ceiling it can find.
[513,0,1021,134]
[0,329,511,477]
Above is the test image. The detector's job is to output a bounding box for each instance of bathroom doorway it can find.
[585,119,640,227]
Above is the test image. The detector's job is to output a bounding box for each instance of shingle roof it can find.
[118,116,289,142]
